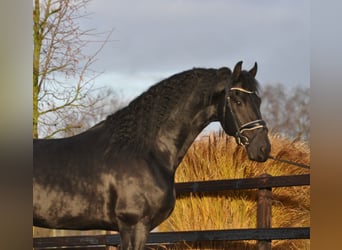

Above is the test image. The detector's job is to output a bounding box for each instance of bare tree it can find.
[33,0,123,238]
[60,88,125,137]
[260,84,310,141]
[33,0,113,138]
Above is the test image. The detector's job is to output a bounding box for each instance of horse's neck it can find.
[105,68,229,171]
[153,96,218,172]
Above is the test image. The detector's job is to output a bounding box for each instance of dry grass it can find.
[158,132,310,250]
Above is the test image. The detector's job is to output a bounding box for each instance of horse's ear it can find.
[249,62,257,78]
[232,61,243,80]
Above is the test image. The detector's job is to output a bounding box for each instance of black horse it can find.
[33,61,271,249]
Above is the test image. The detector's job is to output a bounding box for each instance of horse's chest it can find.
[149,179,176,226]
[112,173,176,229]
[146,183,176,226]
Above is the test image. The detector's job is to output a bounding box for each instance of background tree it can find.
[260,84,310,142]
[33,0,113,139]
[33,0,122,237]
[60,88,124,137]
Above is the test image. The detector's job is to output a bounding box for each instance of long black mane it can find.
[104,67,231,154]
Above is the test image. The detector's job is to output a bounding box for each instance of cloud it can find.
[83,0,309,92]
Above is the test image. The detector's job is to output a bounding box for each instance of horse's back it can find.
[33,126,114,229]
[33,122,108,172]
[33,126,176,231]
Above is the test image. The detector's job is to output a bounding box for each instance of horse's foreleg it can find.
[118,221,150,250]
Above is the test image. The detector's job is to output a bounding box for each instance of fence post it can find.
[257,173,272,250]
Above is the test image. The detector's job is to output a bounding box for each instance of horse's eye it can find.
[236,100,242,105]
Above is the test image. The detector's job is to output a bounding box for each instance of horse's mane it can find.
[104,67,232,154]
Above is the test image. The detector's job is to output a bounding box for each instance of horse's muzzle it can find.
[245,129,271,162]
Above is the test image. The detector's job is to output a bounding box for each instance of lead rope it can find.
[268,155,311,170]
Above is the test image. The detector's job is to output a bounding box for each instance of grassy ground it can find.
[158,131,310,249]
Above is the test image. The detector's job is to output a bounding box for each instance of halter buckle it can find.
[235,132,249,146]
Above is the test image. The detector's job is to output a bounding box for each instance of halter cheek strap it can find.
[226,87,267,146]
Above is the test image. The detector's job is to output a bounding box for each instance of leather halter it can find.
[225,87,267,146]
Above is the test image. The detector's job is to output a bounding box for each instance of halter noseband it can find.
[226,87,267,146]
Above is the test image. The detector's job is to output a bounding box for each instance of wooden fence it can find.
[33,174,310,250]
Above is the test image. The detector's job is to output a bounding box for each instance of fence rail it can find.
[33,174,310,249]
[175,174,309,194]
[34,227,310,249]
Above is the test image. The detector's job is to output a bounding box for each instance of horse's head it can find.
[219,61,271,162]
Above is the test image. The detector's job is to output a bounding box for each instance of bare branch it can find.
[33,0,118,138]
[261,84,310,141]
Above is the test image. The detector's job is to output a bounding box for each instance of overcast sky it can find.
[82,0,309,101]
